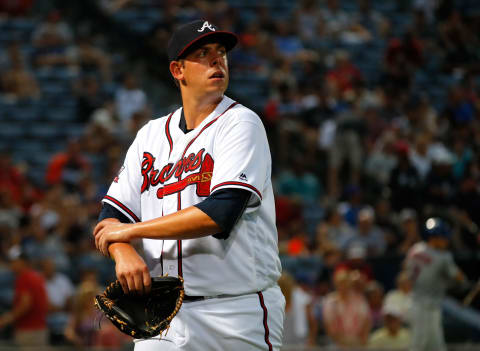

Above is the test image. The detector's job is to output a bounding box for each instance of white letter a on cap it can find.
[198,21,215,32]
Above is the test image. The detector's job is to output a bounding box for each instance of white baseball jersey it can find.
[103,95,282,297]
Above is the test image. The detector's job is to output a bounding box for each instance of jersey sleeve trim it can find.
[102,195,140,223]
[210,181,262,200]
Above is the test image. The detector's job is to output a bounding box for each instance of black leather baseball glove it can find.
[94,276,184,339]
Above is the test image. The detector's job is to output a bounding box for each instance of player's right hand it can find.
[109,243,152,295]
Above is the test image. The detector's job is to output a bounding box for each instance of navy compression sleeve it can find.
[99,189,252,238]
[195,188,251,239]
[98,202,132,223]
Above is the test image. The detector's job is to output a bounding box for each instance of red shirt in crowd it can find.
[14,269,48,330]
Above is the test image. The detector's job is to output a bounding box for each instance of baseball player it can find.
[93,20,285,350]
[404,217,466,351]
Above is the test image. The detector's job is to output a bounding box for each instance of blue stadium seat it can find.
[0,122,26,140]
[45,107,76,122]
[28,123,62,139]
[62,123,86,138]
[113,10,140,23]
[9,104,41,121]
[15,140,47,155]
[41,81,70,96]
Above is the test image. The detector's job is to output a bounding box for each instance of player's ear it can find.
[170,60,185,81]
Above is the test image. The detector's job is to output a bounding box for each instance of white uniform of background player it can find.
[93,20,285,351]
[404,218,465,351]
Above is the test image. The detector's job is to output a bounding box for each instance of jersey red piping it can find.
[165,112,174,157]
[103,195,140,223]
[177,192,183,277]
[211,181,262,200]
[257,292,273,351]
[176,101,238,278]
[180,102,238,159]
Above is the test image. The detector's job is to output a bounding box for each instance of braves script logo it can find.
[197,21,215,32]
[141,149,213,199]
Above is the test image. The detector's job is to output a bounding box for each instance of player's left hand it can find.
[94,221,134,256]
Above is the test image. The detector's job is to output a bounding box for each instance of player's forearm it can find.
[108,242,137,260]
[130,206,221,240]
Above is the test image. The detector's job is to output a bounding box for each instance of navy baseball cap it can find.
[167,20,238,62]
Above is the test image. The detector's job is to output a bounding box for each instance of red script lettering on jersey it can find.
[140,149,213,199]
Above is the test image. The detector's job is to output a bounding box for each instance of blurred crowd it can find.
[0,0,479,349]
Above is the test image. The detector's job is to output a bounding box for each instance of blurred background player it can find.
[0,246,48,347]
[404,217,467,351]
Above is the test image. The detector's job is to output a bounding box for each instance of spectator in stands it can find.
[374,196,401,253]
[84,119,117,156]
[323,268,372,348]
[0,190,22,232]
[39,257,74,345]
[31,10,76,69]
[114,72,147,129]
[342,207,387,256]
[326,50,363,98]
[286,220,311,257]
[1,51,40,102]
[381,31,423,95]
[320,0,351,40]
[410,132,433,180]
[127,109,150,138]
[353,0,390,38]
[316,204,356,254]
[365,280,385,330]
[273,20,305,60]
[276,159,322,205]
[394,95,433,140]
[336,244,374,283]
[278,272,318,347]
[23,211,71,273]
[75,75,106,123]
[63,279,101,347]
[0,0,34,17]
[424,147,456,209]
[73,35,112,81]
[364,131,398,187]
[230,22,269,77]
[386,30,424,69]
[451,137,474,181]
[455,157,480,249]
[89,99,117,133]
[397,208,421,255]
[383,270,413,324]
[0,41,21,72]
[438,10,478,72]
[99,0,135,15]
[294,0,322,43]
[327,104,366,199]
[388,140,422,211]
[0,246,49,347]
[410,8,436,48]
[368,303,411,349]
[45,138,91,191]
[443,84,476,127]
[64,272,130,348]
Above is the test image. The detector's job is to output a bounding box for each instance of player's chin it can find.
[206,79,228,93]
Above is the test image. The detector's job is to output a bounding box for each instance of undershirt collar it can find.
[179,109,193,134]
